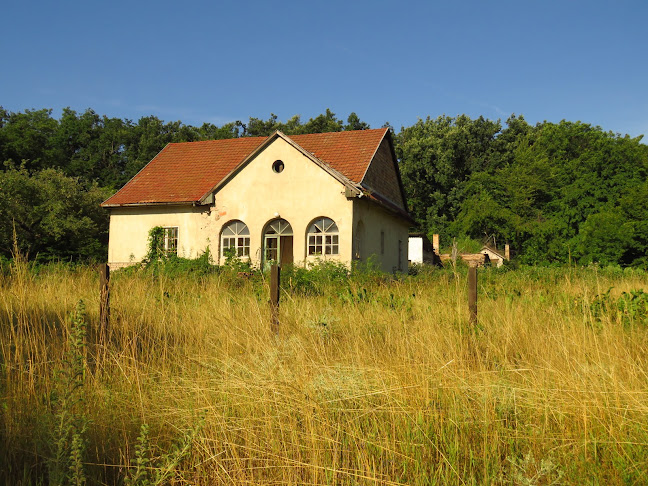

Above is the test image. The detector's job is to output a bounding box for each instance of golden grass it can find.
[1,263,647,485]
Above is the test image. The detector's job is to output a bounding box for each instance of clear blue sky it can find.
[3,0,647,139]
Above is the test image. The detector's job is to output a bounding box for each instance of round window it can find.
[272,160,285,173]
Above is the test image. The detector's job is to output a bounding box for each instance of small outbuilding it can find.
[480,245,509,267]
[408,233,436,265]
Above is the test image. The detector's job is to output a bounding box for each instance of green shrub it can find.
[280,259,349,295]
[590,288,648,328]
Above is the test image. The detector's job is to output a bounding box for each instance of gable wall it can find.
[361,137,405,210]
[207,137,354,265]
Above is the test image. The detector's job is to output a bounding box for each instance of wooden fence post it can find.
[269,264,280,335]
[99,263,110,342]
[468,265,477,325]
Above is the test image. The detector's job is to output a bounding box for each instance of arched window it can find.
[221,220,250,257]
[263,219,293,265]
[307,217,339,256]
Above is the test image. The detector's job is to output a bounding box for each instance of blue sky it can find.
[3,0,647,138]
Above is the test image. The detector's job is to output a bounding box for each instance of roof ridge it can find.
[290,127,388,138]
[166,128,387,146]
[167,136,267,146]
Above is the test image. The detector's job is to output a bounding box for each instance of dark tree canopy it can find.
[0,165,111,261]
[397,115,647,266]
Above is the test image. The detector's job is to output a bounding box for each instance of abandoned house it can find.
[101,128,414,272]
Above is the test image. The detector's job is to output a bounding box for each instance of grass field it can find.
[1,258,647,485]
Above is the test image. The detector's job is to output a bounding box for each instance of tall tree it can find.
[0,166,112,260]
[298,108,344,134]
[344,112,370,131]
[395,114,502,244]
[0,108,60,171]
[449,120,648,265]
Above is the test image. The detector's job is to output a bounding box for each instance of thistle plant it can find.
[49,301,88,486]
[125,416,204,486]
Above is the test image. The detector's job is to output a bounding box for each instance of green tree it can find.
[298,108,344,134]
[121,116,185,184]
[575,210,635,265]
[0,166,111,260]
[619,182,648,266]
[52,108,133,187]
[244,110,368,137]
[395,114,502,241]
[196,121,242,140]
[0,108,61,171]
[451,120,648,265]
[245,113,284,137]
[344,112,370,131]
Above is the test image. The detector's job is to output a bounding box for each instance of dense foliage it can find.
[1,106,646,265]
[396,115,648,266]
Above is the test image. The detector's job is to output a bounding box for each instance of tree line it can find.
[1,106,646,266]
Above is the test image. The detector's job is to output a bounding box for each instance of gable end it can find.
[360,135,407,210]
[198,131,362,204]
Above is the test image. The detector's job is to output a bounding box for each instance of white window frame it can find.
[163,227,178,256]
[307,217,339,257]
[221,221,251,258]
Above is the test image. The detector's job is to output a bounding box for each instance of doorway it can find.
[263,219,293,267]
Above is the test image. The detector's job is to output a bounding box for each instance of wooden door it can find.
[279,236,293,265]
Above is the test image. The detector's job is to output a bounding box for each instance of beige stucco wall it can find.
[107,205,210,266]
[207,137,354,266]
[107,136,410,272]
[352,198,410,273]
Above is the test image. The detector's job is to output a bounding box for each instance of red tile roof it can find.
[102,128,389,207]
[289,129,386,183]
[101,137,266,206]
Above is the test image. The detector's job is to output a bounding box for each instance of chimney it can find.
[433,234,440,254]
[504,244,510,260]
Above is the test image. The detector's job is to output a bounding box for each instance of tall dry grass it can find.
[1,261,647,485]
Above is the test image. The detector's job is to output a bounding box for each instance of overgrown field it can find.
[1,260,648,485]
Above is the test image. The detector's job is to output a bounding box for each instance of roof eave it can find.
[101,200,198,208]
